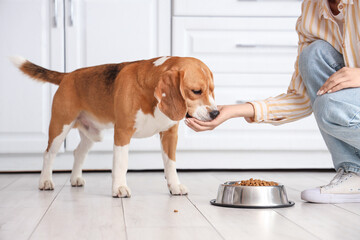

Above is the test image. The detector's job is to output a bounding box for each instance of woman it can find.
[185,0,360,203]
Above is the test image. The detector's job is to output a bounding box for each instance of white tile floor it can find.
[0,171,360,240]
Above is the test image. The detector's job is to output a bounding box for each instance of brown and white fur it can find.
[11,56,218,197]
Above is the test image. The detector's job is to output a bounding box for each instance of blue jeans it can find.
[299,40,360,173]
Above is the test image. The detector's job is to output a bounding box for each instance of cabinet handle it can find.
[69,0,74,26]
[52,0,58,28]
[236,44,296,48]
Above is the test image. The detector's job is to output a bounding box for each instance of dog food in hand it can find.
[232,178,278,186]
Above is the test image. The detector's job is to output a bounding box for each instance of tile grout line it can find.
[333,204,360,216]
[273,185,326,239]
[186,196,226,240]
[27,176,70,240]
[272,209,322,240]
[0,176,22,191]
[268,181,322,240]
[121,198,129,240]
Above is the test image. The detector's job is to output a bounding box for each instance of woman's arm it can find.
[185,103,255,132]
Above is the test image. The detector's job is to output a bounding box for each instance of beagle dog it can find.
[11,56,218,197]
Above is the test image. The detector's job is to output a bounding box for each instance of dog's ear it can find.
[155,70,187,121]
[209,70,215,99]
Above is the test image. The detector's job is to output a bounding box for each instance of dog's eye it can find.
[192,90,202,95]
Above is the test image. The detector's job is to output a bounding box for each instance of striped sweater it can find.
[250,0,360,125]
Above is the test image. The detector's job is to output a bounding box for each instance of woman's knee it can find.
[299,40,334,78]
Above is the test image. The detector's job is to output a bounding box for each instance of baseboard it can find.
[0,150,333,172]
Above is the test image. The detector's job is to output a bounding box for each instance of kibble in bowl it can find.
[211,178,294,208]
[231,178,278,186]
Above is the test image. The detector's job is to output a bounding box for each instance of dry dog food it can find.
[231,178,278,186]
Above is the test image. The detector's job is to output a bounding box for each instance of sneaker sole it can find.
[301,188,360,204]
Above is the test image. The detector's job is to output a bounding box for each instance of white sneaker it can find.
[301,169,360,203]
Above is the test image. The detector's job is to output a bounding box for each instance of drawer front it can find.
[173,17,299,74]
[174,0,302,17]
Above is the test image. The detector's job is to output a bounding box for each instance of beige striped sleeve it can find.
[249,2,314,125]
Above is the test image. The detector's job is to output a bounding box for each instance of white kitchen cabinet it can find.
[0,0,171,170]
[0,0,64,153]
[0,0,333,171]
[64,0,171,152]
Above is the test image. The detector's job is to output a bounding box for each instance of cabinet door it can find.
[0,0,65,153]
[64,0,171,151]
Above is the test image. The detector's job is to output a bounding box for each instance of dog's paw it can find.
[70,177,85,187]
[39,179,54,190]
[169,183,188,195]
[112,185,131,198]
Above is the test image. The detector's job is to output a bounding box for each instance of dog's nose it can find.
[210,110,220,120]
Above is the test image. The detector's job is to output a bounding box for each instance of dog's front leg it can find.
[112,128,133,198]
[160,124,188,195]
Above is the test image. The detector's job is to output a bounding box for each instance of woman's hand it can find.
[184,105,232,132]
[317,67,360,95]
[184,103,255,132]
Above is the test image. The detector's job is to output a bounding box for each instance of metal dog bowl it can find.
[210,181,294,208]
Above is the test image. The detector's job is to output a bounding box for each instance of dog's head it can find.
[155,57,218,121]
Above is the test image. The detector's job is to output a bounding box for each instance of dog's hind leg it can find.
[160,124,188,195]
[70,130,94,187]
[39,119,75,190]
[39,88,80,190]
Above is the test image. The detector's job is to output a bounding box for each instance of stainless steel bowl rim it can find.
[210,199,295,209]
[214,181,293,208]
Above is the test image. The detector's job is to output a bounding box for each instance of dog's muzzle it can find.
[209,110,220,120]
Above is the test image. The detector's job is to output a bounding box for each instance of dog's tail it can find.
[9,56,64,85]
